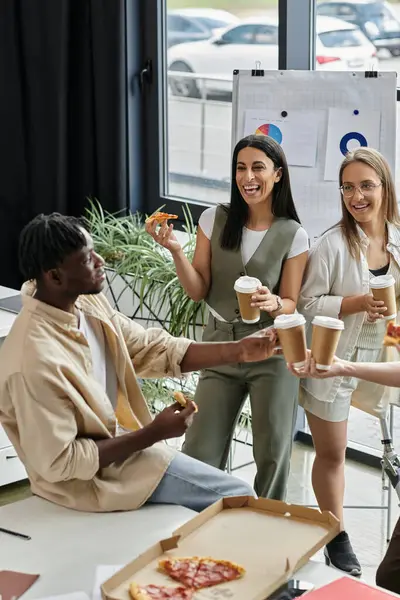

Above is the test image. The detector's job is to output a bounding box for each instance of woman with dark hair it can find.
[146,135,309,500]
[298,147,400,577]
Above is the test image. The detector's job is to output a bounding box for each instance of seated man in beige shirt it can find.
[0,213,279,513]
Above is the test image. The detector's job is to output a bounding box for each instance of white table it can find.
[0,288,25,485]
[0,497,196,599]
[0,285,18,338]
[1,496,392,600]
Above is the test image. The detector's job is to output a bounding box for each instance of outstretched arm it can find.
[287,350,400,388]
[331,359,400,388]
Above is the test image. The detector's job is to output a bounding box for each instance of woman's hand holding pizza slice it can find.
[145,212,181,255]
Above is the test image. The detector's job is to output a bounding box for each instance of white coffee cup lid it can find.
[312,316,344,330]
[370,274,395,289]
[274,313,306,329]
[234,276,262,294]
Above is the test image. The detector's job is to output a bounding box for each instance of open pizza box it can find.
[101,496,340,600]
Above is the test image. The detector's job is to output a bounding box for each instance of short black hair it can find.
[19,213,88,281]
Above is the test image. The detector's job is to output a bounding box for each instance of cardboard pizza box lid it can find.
[101,496,339,600]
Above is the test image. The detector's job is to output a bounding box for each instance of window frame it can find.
[139,0,316,222]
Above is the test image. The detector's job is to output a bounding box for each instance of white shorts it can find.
[299,346,399,423]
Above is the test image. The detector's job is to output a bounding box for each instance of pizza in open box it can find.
[158,556,245,590]
[129,582,193,600]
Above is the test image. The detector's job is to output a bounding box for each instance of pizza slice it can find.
[158,557,200,589]
[129,582,194,600]
[191,558,245,590]
[173,391,198,413]
[383,321,400,347]
[145,212,178,225]
[159,557,245,591]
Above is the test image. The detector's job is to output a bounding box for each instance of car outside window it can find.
[221,24,257,44]
[254,25,279,45]
[168,15,205,33]
[319,28,365,47]
[317,3,341,17]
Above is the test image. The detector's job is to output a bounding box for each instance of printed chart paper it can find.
[324,108,381,181]
[243,109,319,168]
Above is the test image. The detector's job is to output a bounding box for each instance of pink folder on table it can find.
[0,570,39,600]
[304,577,398,598]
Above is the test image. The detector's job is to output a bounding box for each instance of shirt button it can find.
[235,309,240,315]
[240,272,245,276]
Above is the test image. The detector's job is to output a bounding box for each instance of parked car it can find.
[317,0,400,56]
[167,8,239,48]
[168,16,378,98]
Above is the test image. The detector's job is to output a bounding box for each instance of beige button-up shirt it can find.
[0,282,192,512]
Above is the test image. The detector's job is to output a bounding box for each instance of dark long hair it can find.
[220,135,300,250]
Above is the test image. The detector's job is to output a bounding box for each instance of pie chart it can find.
[255,123,283,144]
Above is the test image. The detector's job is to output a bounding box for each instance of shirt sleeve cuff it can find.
[73,438,100,481]
[170,339,193,378]
[318,295,343,319]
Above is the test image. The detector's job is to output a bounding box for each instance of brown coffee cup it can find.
[370,274,397,320]
[234,276,262,324]
[311,316,344,371]
[274,314,307,369]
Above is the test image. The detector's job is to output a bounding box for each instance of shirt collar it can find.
[21,280,114,330]
[356,222,400,248]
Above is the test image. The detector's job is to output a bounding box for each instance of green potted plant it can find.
[86,199,207,340]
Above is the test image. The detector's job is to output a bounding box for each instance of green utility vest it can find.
[206,205,301,327]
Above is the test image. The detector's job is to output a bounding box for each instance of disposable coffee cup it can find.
[370,274,397,320]
[311,316,344,371]
[234,276,262,324]
[274,314,307,369]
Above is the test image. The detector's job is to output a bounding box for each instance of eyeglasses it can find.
[340,182,382,198]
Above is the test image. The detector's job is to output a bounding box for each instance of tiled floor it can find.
[230,440,399,586]
[0,440,398,586]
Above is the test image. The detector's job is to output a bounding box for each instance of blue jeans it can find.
[146,451,255,512]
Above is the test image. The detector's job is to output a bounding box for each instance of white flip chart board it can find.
[231,70,397,241]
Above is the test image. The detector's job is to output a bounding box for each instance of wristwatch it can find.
[275,295,283,312]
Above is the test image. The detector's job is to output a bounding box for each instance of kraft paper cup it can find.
[234,276,262,324]
[311,316,344,371]
[370,274,397,320]
[274,313,307,369]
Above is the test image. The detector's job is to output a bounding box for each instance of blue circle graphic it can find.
[339,131,368,156]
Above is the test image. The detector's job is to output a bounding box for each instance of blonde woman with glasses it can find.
[298,148,400,577]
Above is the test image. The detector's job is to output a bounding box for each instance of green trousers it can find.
[182,317,299,500]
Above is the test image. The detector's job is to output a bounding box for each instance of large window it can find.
[139,0,400,461]
[164,1,279,207]
[315,1,400,83]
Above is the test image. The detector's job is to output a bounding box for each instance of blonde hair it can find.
[338,147,400,258]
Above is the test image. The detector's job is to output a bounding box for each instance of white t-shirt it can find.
[199,206,309,265]
[78,312,118,411]
[199,206,309,322]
